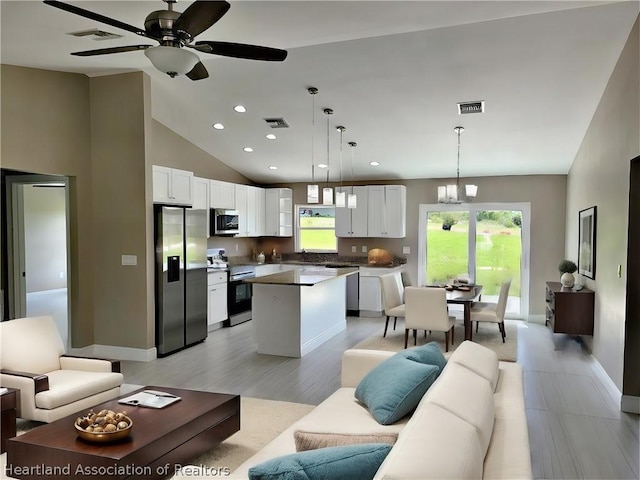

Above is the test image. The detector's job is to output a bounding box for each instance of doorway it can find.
[4,174,70,348]
[418,203,531,319]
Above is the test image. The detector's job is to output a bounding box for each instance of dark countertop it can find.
[227,255,405,269]
[244,267,359,286]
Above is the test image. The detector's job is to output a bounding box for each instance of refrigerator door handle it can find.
[168,255,181,283]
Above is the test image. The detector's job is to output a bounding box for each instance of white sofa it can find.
[229,340,532,479]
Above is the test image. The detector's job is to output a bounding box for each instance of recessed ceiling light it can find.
[243,147,254,152]
[369,161,380,166]
[268,165,278,170]
[317,163,328,169]
[234,105,247,113]
[266,134,277,140]
[212,123,224,130]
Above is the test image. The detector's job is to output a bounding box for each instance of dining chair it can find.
[470,279,512,343]
[379,272,405,337]
[404,287,456,351]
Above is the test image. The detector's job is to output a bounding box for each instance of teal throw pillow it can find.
[248,443,392,480]
[355,355,439,425]
[398,341,447,372]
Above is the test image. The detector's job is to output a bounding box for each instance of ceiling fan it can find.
[43,0,288,80]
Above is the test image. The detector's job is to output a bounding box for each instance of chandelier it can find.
[438,126,478,203]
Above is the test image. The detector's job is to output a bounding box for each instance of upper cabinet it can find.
[152,166,194,206]
[265,188,293,237]
[234,184,249,237]
[193,177,210,235]
[367,185,406,238]
[335,186,368,237]
[247,186,265,237]
[210,180,235,209]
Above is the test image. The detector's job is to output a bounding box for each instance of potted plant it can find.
[558,260,578,288]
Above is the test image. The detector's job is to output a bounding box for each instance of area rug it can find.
[353,319,518,362]
[172,397,314,476]
[2,396,314,479]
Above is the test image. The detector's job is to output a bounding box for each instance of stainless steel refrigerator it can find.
[155,205,208,356]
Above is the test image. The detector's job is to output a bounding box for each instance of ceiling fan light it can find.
[144,46,199,77]
[465,184,478,198]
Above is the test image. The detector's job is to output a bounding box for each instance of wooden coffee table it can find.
[6,387,240,479]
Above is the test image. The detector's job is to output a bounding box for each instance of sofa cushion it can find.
[35,370,124,410]
[355,355,440,425]
[294,388,410,435]
[0,316,64,374]
[248,443,392,480]
[294,430,398,452]
[448,340,500,391]
[397,341,447,372]
[373,402,484,479]
[423,362,495,456]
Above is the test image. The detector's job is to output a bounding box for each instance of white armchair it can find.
[0,316,124,423]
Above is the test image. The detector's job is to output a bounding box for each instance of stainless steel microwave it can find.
[212,209,239,235]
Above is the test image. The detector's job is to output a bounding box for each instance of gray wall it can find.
[565,18,639,392]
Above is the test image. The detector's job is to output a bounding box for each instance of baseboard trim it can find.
[527,314,546,325]
[69,344,157,362]
[621,395,640,414]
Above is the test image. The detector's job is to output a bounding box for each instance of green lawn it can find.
[299,215,336,251]
[427,220,521,296]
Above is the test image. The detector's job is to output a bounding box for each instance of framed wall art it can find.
[578,206,597,279]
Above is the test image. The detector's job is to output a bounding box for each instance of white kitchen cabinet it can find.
[193,177,210,237]
[209,180,235,209]
[234,184,249,237]
[247,186,265,237]
[359,266,404,315]
[152,165,194,206]
[265,188,293,237]
[335,186,368,237]
[367,185,406,238]
[207,270,228,327]
[234,185,265,237]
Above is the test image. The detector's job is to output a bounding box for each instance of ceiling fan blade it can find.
[43,0,154,39]
[186,62,209,81]
[71,45,153,57]
[194,41,288,62]
[175,1,230,39]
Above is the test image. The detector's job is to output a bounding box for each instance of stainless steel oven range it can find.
[225,265,255,326]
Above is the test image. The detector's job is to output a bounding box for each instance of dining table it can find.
[423,284,483,341]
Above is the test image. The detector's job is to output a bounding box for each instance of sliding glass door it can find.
[419,203,530,318]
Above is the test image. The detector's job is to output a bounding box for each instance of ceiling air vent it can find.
[68,29,123,41]
[457,101,485,115]
[264,117,290,129]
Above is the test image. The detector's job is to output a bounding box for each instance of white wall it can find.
[24,185,67,293]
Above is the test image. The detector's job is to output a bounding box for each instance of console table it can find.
[545,281,594,335]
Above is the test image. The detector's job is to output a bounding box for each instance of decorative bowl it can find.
[74,411,133,443]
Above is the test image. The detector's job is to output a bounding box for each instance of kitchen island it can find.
[245,267,358,357]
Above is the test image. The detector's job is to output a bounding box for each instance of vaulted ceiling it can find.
[2,1,638,184]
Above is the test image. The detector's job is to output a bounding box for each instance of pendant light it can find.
[438,126,478,203]
[322,108,334,205]
[335,126,347,208]
[306,87,319,203]
[347,142,358,209]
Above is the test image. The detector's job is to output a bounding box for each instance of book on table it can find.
[118,390,181,408]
